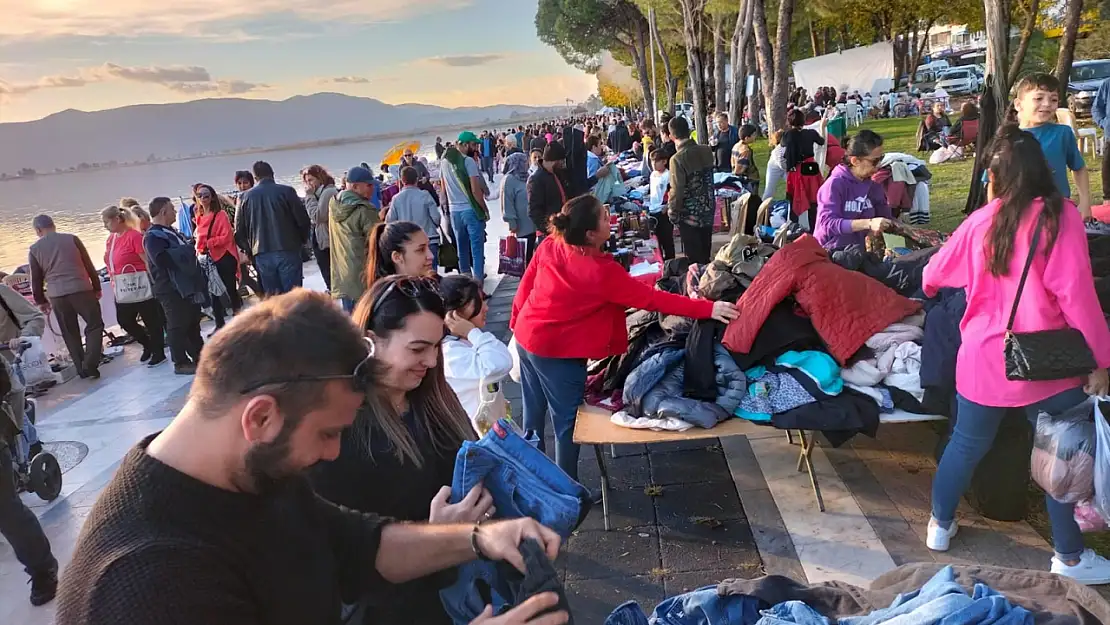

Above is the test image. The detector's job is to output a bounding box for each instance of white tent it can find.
[792,42,896,95]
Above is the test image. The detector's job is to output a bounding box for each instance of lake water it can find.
[0,133,450,271]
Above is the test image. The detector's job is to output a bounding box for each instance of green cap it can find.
[457,131,479,144]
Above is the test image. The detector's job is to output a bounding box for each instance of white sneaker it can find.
[1051,549,1110,585]
[926,517,958,551]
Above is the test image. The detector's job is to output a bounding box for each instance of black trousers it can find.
[653,215,676,260]
[0,440,55,578]
[157,291,203,366]
[50,290,104,375]
[312,238,332,291]
[210,253,241,328]
[1103,138,1110,201]
[521,233,537,266]
[115,298,165,355]
[678,223,713,265]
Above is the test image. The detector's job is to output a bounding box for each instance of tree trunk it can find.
[630,17,655,119]
[648,9,677,116]
[769,0,797,135]
[714,13,728,113]
[967,0,1012,214]
[840,24,851,49]
[730,0,754,124]
[678,0,711,143]
[752,0,777,132]
[824,26,833,54]
[746,36,762,131]
[908,18,937,86]
[809,17,820,57]
[1008,0,1041,86]
[1055,0,1084,103]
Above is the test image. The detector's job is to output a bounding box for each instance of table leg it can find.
[593,445,612,531]
[794,430,826,512]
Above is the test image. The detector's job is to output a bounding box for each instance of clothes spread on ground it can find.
[56,435,390,625]
[440,420,588,624]
[722,235,922,365]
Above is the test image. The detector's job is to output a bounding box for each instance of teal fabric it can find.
[776,350,843,396]
[591,163,624,203]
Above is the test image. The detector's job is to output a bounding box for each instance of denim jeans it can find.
[339,298,356,314]
[429,242,440,273]
[254,250,303,295]
[933,387,1088,561]
[605,587,763,625]
[441,420,588,624]
[0,441,56,578]
[516,343,588,480]
[451,209,487,282]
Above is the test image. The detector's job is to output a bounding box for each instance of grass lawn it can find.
[747,117,1105,233]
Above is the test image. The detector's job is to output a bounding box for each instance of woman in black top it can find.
[310,275,486,625]
[781,109,826,172]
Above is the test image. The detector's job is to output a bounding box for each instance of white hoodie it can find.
[442,329,514,427]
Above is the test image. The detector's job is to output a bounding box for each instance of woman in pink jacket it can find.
[922,125,1110,584]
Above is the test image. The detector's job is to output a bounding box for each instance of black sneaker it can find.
[29,569,57,606]
[139,347,153,363]
[174,363,197,375]
[85,367,101,380]
[146,353,167,367]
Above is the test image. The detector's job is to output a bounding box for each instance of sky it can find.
[0,0,597,123]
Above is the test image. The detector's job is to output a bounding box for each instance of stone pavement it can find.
[1,263,1070,624]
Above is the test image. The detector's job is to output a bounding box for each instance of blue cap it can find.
[346,166,374,184]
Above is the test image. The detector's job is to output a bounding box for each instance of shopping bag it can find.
[15,337,52,388]
[498,236,527,278]
[508,336,521,384]
[1093,399,1110,520]
[438,240,460,273]
[1075,499,1109,532]
[1031,396,1096,503]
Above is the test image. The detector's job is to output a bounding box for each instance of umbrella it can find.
[380,140,421,166]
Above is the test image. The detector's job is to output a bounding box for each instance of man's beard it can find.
[235,435,302,496]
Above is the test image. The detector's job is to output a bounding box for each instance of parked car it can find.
[1068,59,1110,117]
[934,68,981,95]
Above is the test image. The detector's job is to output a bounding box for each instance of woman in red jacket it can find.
[193,183,241,328]
[511,195,738,482]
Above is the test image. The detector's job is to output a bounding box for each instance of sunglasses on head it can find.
[238,337,376,395]
[371,276,440,316]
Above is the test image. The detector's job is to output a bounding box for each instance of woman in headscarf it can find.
[501,151,537,264]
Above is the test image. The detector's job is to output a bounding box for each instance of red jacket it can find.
[511,238,715,359]
[721,235,921,364]
[195,210,236,265]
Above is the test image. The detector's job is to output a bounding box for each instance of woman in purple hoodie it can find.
[814,129,895,249]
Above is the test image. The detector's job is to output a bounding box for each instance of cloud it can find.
[0,1,475,40]
[421,54,505,68]
[0,63,258,96]
[319,76,371,85]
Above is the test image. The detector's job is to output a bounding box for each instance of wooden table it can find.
[573,403,945,530]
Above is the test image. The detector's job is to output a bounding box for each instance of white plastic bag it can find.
[17,336,52,387]
[508,336,521,384]
[1092,399,1110,520]
[1032,396,1096,503]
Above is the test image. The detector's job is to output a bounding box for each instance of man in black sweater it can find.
[56,290,567,625]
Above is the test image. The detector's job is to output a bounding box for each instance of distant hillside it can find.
[0,93,555,174]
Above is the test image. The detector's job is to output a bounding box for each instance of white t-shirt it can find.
[443,157,481,213]
[649,169,670,214]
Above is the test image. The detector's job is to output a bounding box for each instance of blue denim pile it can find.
[439,419,590,624]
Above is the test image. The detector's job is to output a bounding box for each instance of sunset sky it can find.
[0,0,597,123]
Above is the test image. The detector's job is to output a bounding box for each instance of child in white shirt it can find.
[648,150,670,216]
[440,275,513,433]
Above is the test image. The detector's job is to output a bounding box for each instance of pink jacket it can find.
[922,198,1110,407]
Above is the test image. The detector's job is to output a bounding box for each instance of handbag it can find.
[107,234,153,304]
[498,236,527,278]
[1004,216,1097,381]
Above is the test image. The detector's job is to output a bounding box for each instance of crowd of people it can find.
[6,76,1110,621]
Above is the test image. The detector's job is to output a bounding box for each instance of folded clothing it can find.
[611,411,694,432]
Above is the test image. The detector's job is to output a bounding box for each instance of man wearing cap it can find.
[527,142,571,234]
[441,132,490,282]
[329,166,380,312]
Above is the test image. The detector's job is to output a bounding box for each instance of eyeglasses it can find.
[371,276,440,317]
[238,337,376,395]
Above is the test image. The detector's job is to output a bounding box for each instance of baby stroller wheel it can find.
[29,452,62,501]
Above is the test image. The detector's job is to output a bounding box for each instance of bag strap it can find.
[1006,213,1046,333]
[107,233,118,275]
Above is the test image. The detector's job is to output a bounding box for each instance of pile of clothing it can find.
[871,152,932,225]
[605,563,1110,624]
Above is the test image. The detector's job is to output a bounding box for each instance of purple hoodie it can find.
[813,164,891,250]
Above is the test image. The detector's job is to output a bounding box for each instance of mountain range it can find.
[0,93,556,174]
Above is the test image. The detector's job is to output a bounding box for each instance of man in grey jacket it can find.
[387,166,444,270]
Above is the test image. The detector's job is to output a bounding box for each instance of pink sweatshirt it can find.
[923,198,1110,407]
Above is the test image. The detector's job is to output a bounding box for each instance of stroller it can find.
[1,341,62,502]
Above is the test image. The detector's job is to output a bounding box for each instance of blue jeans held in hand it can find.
[932,387,1089,562]
[451,209,487,282]
[440,419,589,624]
[254,250,303,295]
[516,343,588,481]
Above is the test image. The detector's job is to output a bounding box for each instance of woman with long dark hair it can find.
[310,275,485,625]
[781,108,827,228]
[814,129,894,250]
[192,183,240,328]
[365,221,435,288]
[923,125,1110,583]
[302,165,338,292]
[512,195,739,483]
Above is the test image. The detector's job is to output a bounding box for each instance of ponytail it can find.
[365,221,425,288]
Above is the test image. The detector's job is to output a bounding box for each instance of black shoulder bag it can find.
[1004,216,1097,381]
